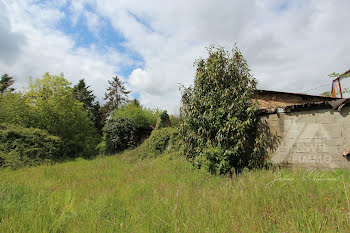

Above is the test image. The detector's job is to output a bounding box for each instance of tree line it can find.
[1,44,278,175]
[0,72,147,168]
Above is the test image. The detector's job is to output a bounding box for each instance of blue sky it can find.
[1,0,350,113]
[56,2,145,80]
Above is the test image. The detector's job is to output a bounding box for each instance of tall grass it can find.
[0,153,349,232]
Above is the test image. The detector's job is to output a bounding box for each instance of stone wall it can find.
[263,105,350,169]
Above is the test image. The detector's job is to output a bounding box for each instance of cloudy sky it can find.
[1,0,349,113]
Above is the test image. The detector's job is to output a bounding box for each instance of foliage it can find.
[320,91,332,97]
[0,92,33,127]
[112,102,159,129]
[0,123,62,168]
[154,110,171,129]
[91,101,104,135]
[73,79,96,110]
[123,127,181,159]
[102,76,130,119]
[180,45,274,174]
[96,139,106,155]
[73,79,103,135]
[103,117,137,154]
[24,73,98,158]
[328,71,350,79]
[328,72,341,78]
[169,114,182,127]
[131,98,140,107]
[0,74,15,93]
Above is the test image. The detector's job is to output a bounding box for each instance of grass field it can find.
[0,152,350,232]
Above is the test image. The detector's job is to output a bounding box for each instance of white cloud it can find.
[84,10,102,36]
[0,0,126,102]
[0,1,25,65]
[91,0,350,111]
[1,0,350,113]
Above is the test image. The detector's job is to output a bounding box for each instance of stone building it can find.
[255,90,350,169]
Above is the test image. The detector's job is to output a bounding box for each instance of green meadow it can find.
[0,152,349,232]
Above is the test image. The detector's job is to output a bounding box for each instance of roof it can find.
[256,89,336,99]
[259,98,350,115]
[255,89,339,110]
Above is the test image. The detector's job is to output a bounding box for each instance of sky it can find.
[1,0,350,114]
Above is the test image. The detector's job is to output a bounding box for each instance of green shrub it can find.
[180,45,276,174]
[112,102,159,128]
[0,124,62,168]
[125,127,182,159]
[154,111,171,129]
[104,117,137,154]
[96,140,106,156]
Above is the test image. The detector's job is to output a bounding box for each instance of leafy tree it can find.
[0,92,33,126]
[0,74,15,93]
[103,117,137,154]
[24,73,98,158]
[111,102,159,145]
[131,98,140,107]
[103,76,130,118]
[112,102,159,129]
[73,79,103,135]
[180,45,274,175]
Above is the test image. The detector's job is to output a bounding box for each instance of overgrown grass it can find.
[0,152,350,232]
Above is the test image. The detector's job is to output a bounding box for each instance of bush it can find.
[180,45,275,174]
[96,140,106,156]
[154,111,171,129]
[104,117,137,154]
[125,127,182,159]
[112,102,159,128]
[0,124,62,168]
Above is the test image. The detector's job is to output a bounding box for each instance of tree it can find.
[24,73,98,158]
[103,76,130,118]
[180,45,274,175]
[73,79,96,110]
[0,92,33,126]
[0,74,15,93]
[110,102,159,145]
[103,117,137,154]
[112,102,159,129]
[73,79,103,135]
[131,98,140,107]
